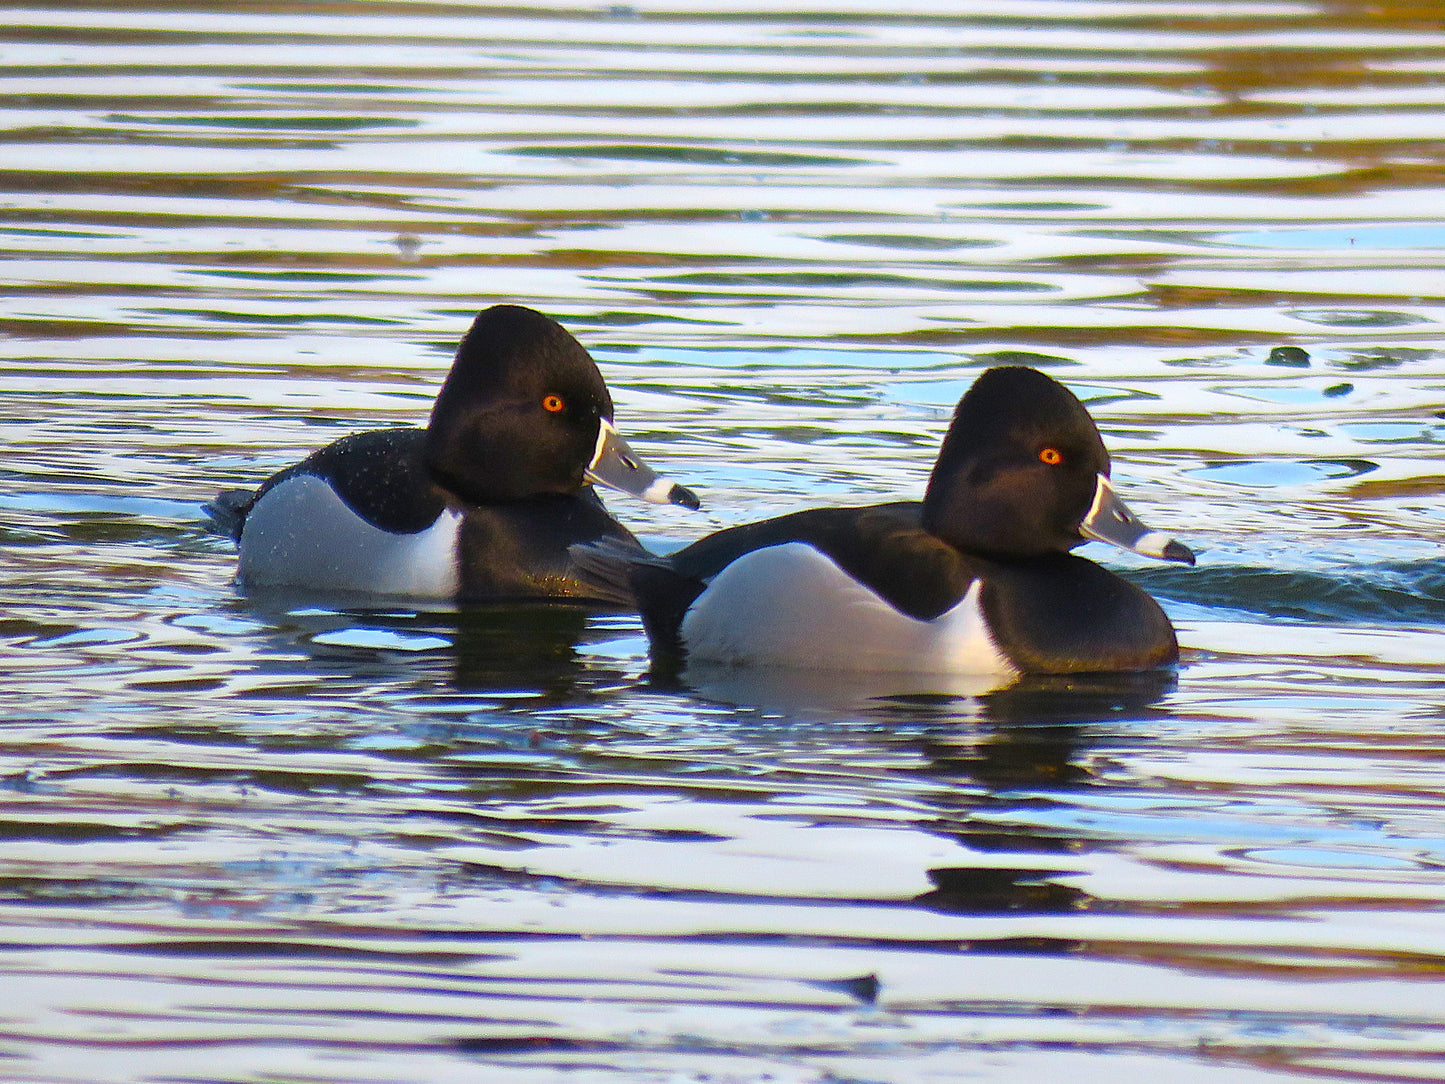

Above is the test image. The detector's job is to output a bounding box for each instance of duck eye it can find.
[1039,447,1064,466]
[542,394,566,413]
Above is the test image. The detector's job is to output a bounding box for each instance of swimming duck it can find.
[592,366,1193,675]
[207,304,699,605]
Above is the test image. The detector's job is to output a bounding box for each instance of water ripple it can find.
[3,1,1445,1081]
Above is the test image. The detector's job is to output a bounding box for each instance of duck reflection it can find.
[657,657,1175,730]
[660,660,1009,721]
[231,589,625,698]
[906,670,1177,918]
[647,657,1177,917]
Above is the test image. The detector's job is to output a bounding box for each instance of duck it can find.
[583,366,1193,676]
[206,304,700,606]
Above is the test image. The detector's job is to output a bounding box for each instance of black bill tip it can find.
[1162,539,1196,566]
[669,483,702,511]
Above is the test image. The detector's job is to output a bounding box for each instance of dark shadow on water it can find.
[449,606,595,693]
[914,670,1177,791]
[221,592,1177,922]
[979,668,1179,726]
[904,670,1177,803]
[914,865,1091,918]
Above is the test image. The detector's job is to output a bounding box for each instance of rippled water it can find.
[3,2,1444,1081]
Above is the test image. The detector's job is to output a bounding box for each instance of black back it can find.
[670,501,967,621]
[256,428,446,534]
[633,502,959,657]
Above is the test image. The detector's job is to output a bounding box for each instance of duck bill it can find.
[585,419,701,510]
[1079,474,1194,565]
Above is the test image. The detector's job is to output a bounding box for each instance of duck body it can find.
[208,305,699,606]
[610,366,1192,677]
[225,427,646,603]
[632,502,1179,676]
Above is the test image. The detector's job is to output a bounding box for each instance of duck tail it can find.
[201,488,256,542]
[628,562,707,661]
[568,539,706,658]
[564,536,651,608]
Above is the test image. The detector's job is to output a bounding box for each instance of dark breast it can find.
[456,492,644,606]
[979,554,1179,673]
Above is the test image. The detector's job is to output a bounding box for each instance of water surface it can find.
[2,1,1444,1081]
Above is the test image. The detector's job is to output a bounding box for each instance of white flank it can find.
[679,542,1019,676]
[238,474,461,598]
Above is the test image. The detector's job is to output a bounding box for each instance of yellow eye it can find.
[1039,447,1064,466]
[542,394,565,413]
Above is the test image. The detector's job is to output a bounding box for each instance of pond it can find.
[1,1,1443,1081]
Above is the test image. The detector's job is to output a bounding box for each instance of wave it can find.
[1129,558,1445,627]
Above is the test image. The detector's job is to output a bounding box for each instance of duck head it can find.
[424,305,699,509]
[921,366,1192,564]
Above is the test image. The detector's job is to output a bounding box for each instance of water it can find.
[2,1,1444,1081]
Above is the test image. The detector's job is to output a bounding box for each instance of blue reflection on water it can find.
[1189,459,1377,486]
[1222,224,1445,249]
